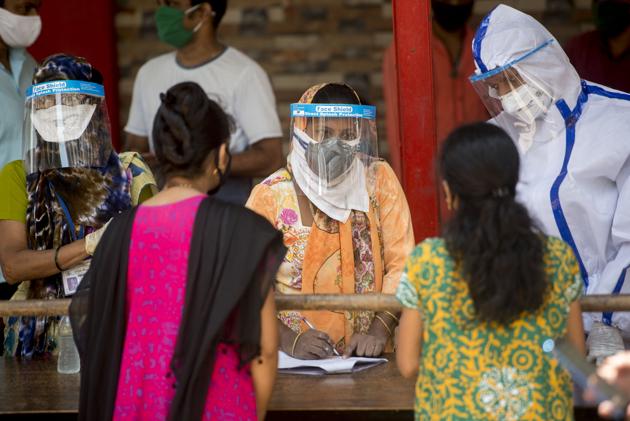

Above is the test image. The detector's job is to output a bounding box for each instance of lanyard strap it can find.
[47,181,84,242]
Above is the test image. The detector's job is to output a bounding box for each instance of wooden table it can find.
[0,354,415,415]
[270,356,415,411]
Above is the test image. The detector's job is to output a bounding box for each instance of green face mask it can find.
[155,5,201,49]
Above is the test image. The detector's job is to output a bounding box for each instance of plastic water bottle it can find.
[57,316,80,374]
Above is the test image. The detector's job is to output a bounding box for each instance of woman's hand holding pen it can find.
[284,329,336,360]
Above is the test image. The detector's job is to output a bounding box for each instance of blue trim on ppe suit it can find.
[553,81,630,325]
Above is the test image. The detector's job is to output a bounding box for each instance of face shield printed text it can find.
[290,103,376,120]
[26,80,105,100]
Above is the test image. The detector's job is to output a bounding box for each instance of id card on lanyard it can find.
[62,260,91,296]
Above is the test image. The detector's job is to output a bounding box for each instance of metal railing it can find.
[1,294,629,317]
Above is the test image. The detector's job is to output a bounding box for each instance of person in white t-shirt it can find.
[125,0,283,204]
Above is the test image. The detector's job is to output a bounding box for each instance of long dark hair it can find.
[152,81,231,181]
[440,122,546,325]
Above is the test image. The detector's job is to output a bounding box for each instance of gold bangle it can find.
[374,315,393,337]
[291,331,304,356]
[383,311,400,323]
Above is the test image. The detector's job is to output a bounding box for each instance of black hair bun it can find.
[152,81,231,180]
[156,95,194,166]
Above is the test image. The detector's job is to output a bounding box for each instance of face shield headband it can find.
[470,38,555,84]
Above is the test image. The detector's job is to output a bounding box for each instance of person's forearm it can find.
[230,150,283,177]
[567,301,586,356]
[229,141,283,178]
[139,153,159,174]
[396,308,423,378]
[1,240,88,284]
[252,352,278,420]
[278,319,299,354]
[368,311,399,340]
[253,289,279,419]
[123,133,150,153]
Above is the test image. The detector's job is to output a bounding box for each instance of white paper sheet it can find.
[278,351,388,375]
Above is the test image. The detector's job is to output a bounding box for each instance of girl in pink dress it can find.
[114,195,259,420]
[71,82,284,421]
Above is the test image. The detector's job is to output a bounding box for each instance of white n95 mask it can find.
[31,104,97,143]
[0,8,42,48]
[500,84,552,125]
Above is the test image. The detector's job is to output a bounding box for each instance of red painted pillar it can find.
[392,0,439,241]
[28,1,120,150]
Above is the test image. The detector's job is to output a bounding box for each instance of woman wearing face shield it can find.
[0,54,157,357]
[470,5,630,363]
[247,83,415,359]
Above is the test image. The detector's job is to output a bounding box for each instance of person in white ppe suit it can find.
[469,4,630,363]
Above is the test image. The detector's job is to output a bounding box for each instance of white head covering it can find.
[471,5,583,149]
[289,130,369,223]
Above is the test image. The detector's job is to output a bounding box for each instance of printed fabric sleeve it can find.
[124,67,149,137]
[395,240,437,310]
[375,162,415,293]
[559,240,583,305]
[232,64,283,146]
[245,183,278,226]
[396,268,420,310]
[0,160,27,223]
[119,152,158,205]
[565,243,583,304]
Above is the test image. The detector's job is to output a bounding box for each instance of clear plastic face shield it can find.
[470,40,556,151]
[23,80,113,174]
[289,103,378,193]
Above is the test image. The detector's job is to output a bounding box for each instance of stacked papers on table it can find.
[278,351,388,375]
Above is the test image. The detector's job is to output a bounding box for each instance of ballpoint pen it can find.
[301,316,341,356]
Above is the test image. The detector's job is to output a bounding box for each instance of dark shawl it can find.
[69,197,286,421]
[26,151,131,300]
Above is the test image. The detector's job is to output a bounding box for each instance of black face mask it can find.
[431,1,474,33]
[594,0,630,39]
[305,139,357,184]
[207,149,232,196]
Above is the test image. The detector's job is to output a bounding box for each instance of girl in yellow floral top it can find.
[396,122,585,420]
[247,83,414,359]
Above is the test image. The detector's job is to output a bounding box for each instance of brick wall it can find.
[115,0,595,158]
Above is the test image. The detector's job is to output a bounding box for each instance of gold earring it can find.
[212,168,219,175]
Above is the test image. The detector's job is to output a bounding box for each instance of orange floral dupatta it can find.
[298,187,385,349]
[290,83,384,348]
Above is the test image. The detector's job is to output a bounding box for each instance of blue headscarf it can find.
[33,53,103,84]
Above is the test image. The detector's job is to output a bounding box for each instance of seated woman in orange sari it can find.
[247,83,414,359]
